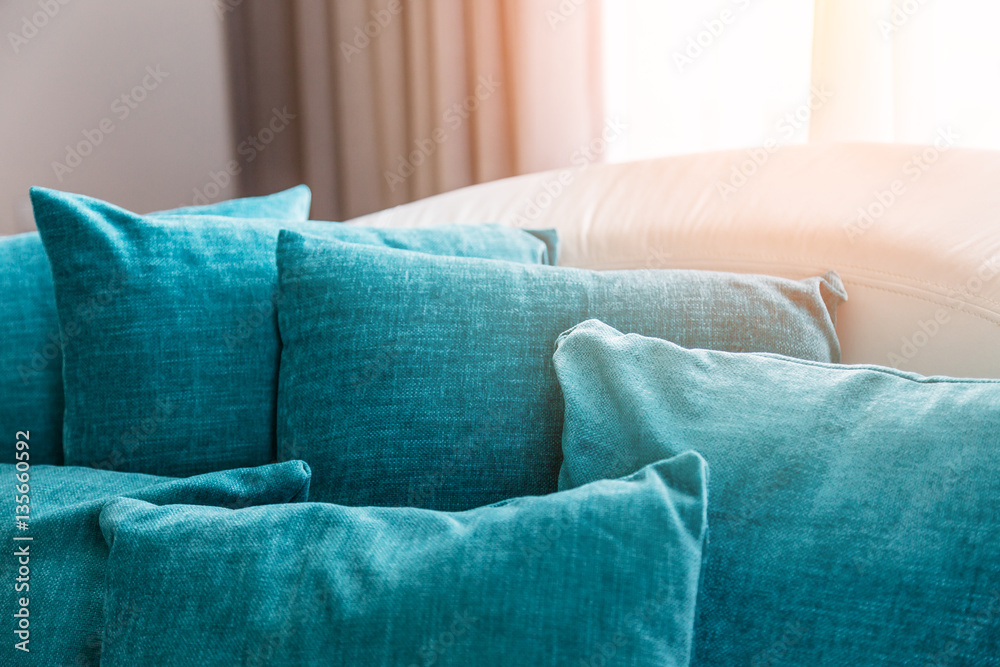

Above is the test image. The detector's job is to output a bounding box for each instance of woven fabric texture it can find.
[2,186,312,465]
[31,186,557,475]
[556,319,1000,666]
[275,231,845,509]
[98,454,706,667]
[2,461,310,666]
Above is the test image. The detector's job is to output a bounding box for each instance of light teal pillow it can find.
[98,453,707,667]
[555,319,1000,666]
[1,186,312,466]
[2,460,310,666]
[157,186,311,219]
[275,230,845,509]
[31,186,558,476]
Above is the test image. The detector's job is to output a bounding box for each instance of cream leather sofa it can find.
[350,142,1000,379]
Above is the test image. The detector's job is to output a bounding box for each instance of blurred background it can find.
[2,0,1000,233]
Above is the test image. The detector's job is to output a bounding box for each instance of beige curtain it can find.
[810,0,1000,147]
[291,0,604,220]
[809,0,896,143]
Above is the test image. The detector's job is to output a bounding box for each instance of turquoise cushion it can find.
[1,186,312,465]
[275,231,845,509]
[98,453,707,667]
[555,319,1000,666]
[155,186,311,219]
[31,186,558,476]
[3,460,310,666]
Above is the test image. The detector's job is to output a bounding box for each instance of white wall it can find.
[600,0,816,164]
[0,0,236,235]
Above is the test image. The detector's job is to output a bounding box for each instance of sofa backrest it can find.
[349,142,1000,379]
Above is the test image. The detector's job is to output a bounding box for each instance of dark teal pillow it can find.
[275,231,845,509]
[1,186,312,466]
[98,453,706,667]
[555,319,1000,666]
[31,186,558,476]
[2,460,310,666]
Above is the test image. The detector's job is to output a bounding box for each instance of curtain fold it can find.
[809,0,894,143]
[290,0,603,220]
[242,0,1000,217]
[810,0,1000,147]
